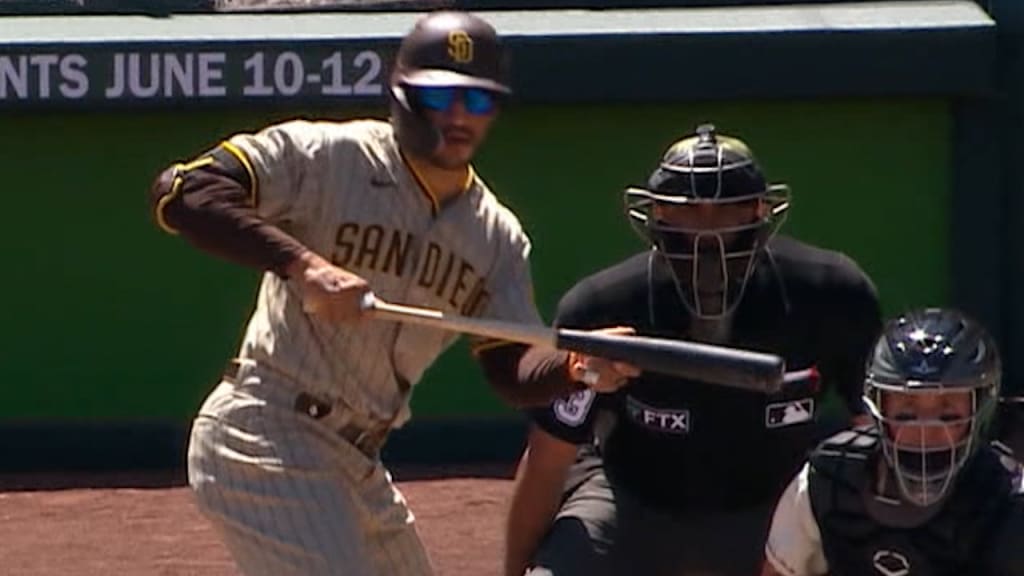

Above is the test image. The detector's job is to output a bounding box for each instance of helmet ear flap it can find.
[388,83,412,113]
[388,83,441,158]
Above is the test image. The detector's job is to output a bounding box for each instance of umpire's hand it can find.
[567,326,641,393]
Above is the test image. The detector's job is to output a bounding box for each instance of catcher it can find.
[762,308,1024,576]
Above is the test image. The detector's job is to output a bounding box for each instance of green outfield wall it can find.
[0,100,951,420]
[0,1,999,467]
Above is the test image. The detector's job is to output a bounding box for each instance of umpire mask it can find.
[626,124,789,319]
[863,308,1001,508]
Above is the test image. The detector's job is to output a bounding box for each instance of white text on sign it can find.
[0,49,386,102]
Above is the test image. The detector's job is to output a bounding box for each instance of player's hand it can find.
[289,253,370,322]
[567,326,642,393]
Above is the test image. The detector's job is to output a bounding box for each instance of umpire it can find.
[504,124,883,576]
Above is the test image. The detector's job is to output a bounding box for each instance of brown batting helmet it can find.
[392,10,511,94]
[389,11,510,160]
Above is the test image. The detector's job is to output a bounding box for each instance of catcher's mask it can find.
[388,10,509,162]
[625,124,789,319]
[863,308,1001,508]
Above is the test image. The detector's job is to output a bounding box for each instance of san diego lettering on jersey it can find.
[333,221,491,316]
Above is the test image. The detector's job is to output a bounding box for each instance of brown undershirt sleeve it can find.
[477,343,585,408]
[148,146,307,278]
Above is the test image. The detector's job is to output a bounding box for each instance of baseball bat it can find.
[360,292,788,392]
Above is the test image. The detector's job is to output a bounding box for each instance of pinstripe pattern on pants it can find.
[187,378,434,576]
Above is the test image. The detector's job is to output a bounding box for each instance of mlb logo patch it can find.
[765,398,815,429]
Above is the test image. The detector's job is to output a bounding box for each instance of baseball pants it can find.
[187,369,433,576]
[526,464,774,576]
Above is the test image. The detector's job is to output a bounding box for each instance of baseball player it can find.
[148,11,600,576]
[762,308,1024,576]
[504,125,883,576]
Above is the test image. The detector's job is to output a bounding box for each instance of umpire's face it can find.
[652,198,766,240]
[650,198,769,318]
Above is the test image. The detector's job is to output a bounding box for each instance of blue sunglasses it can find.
[414,86,499,115]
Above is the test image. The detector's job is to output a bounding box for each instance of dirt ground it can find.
[0,464,517,576]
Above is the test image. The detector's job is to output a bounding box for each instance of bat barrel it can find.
[555,329,785,393]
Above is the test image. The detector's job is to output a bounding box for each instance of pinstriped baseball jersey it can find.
[224,118,540,426]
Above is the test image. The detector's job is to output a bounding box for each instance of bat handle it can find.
[360,291,378,311]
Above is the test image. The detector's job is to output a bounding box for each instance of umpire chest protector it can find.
[541,234,882,512]
[808,428,1021,576]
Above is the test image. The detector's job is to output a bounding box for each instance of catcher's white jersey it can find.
[227,118,540,426]
[765,453,1024,576]
[764,464,827,576]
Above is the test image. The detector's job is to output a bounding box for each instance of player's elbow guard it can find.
[149,165,186,235]
[147,148,308,277]
[148,145,255,237]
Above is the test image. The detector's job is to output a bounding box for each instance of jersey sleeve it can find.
[986,452,1024,574]
[525,388,600,445]
[223,119,328,225]
[989,500,1024,574]
[817,254,883,416]
[521,277,613,444]
[469,221,543,352]
[764,464,829,576]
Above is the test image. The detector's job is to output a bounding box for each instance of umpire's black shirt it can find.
[528,235,882,513]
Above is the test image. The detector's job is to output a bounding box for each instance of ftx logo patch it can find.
[626,396,690,434]
[765,398,814,429]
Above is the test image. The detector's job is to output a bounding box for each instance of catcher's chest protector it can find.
[808,428,1017,576]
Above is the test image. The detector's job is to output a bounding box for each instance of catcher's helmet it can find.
[625,124,789,319]
[863,308,1002,508]
[389,11,509,158]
